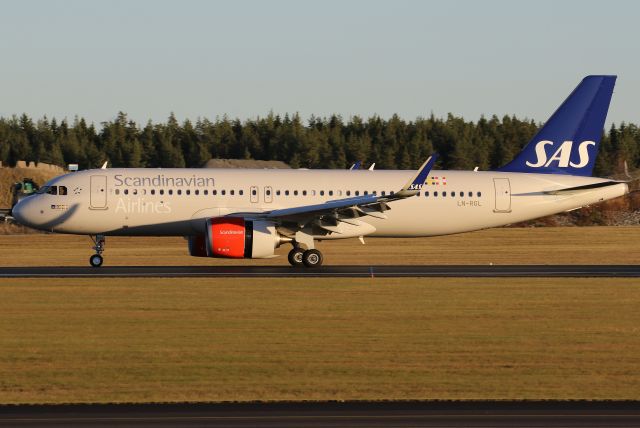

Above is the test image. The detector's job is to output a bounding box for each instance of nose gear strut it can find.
[89,234,105,267]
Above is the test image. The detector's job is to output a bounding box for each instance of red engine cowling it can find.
[188,217,282,259]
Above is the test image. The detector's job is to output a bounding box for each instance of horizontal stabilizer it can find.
[544,181,626,195]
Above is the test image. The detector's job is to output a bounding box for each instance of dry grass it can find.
[0,227,639,404]
[0,226,638,266]
[0,277,639,404]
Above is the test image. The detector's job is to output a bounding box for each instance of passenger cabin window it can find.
[477,191,482,197]
[239,190,243,196]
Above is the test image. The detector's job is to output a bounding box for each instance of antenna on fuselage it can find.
[101,161,108,170]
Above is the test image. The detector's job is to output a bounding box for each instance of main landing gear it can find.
[89,234,105,267]
[288,246,323,268]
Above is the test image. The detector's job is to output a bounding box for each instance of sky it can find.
[0,0,638,126]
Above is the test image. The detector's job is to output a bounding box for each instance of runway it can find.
[0,264,639,278]
[1,401,639,427]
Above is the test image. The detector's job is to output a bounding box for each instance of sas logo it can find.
[526,140,595,168]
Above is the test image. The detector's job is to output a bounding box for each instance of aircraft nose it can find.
[11,198,35,227]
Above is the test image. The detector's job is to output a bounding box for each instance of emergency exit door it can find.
[90,175,108,209]
[493,178,511,213]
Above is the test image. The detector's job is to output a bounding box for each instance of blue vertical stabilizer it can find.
[499,75,616,176]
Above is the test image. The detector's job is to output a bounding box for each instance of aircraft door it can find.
[90,175,108,209]
[250,186,259,203]
[264,186,273,203]
[493,178,511,213]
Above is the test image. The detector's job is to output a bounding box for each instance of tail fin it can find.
[499,75,616,176]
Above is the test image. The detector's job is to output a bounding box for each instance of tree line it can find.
[0,112,638,177]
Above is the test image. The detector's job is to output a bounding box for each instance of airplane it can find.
[12,75,628,268]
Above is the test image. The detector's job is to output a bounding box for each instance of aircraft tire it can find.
[288,248,304,267]
[89,254,103,268]
[302,249,323,268]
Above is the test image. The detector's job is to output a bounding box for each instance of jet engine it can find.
[188,217,286,259]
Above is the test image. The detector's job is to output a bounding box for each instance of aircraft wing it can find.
[242,154,437,226]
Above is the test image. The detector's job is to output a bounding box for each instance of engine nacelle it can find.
[187,235,208,257]
[188,217,283,259]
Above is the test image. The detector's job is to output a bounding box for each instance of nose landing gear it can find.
[89,234,105,267]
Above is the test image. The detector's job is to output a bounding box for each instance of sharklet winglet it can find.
[396,154,438,197]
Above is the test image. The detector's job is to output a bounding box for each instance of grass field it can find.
[0,226,639,266]
[0,227,639,404]
[0,277,639,404]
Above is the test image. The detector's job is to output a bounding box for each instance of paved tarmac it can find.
[0,264,639,278]
[1,401,639,427]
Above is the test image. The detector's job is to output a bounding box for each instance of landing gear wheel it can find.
[89,254,103,268]
[288,248,304,267]
[89,234,106,268]
[302,249,323,268]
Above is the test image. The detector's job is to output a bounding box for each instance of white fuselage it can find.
[14,168,628,237]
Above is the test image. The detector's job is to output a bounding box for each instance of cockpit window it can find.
[37,185,67,196]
